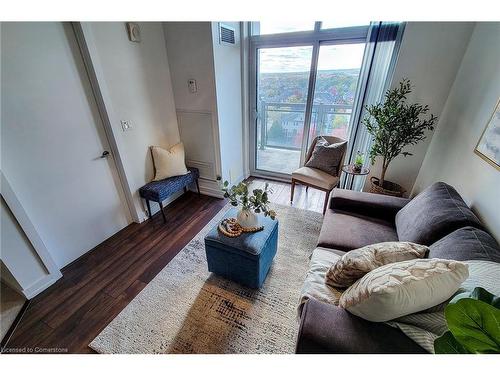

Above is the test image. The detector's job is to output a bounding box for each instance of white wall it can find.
[413,22,500,241]
[163,22,245,191]
[212,22,244,183]
[164,22,227,197]
[84,22,182,220]
[211,22,245,184]
[1,199,48,295]
[365,22,475,194]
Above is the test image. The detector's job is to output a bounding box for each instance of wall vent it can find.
[219,23,236,45]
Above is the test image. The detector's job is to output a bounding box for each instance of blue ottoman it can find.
[204,208,279,288]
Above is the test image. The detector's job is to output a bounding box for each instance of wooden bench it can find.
[139,167,200,223]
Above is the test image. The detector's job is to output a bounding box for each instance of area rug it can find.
[89,203,323,354]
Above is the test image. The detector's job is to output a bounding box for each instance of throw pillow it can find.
[305,137,347,176]
[339,258,469,322]
[325,241,429,288]
[151,143,189,181]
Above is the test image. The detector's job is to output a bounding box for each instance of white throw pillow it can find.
[151,143,189,181]
[339,258,469,322]
[325,242,428,288]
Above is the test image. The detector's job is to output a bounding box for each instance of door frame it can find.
[248,23,370,181]
[71,22,137,222]
[1,171,62,299]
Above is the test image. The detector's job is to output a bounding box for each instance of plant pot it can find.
[237,209,259,228]
[370,177,405,197]
[353,164,362,173]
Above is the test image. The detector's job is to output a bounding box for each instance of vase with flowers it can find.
[219,179,276,228]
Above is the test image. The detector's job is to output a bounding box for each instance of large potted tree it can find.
[363,79,437,196]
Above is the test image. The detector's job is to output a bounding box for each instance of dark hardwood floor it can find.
[3,178,324,353]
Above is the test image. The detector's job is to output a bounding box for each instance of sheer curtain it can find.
[342,22,405,191]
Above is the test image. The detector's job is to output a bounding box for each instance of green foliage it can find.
[362,79,437,185]
[434,331,468,354]
[332,114,349,129]
[220,180,276,220]
[434,287,500,354]
[354,151,364,167]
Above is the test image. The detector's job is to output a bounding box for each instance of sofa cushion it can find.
[318,210,398,252]
[292,167,340,190]
[429,226,500,263]
[395,182,483,246]
[296,298,427,353]
[330,188,410,223]
[298,247,344,315]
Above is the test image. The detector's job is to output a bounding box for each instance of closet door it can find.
[1,22,130,267]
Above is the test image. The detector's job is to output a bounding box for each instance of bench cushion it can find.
[139,167,199,202]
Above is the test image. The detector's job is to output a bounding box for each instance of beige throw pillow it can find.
[325,242,428,288]
[151,143,189,181]
[339,258,469,322]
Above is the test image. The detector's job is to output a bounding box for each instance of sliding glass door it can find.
[308,43,366,147]
[250,22,370,179]
[256,46,314,174]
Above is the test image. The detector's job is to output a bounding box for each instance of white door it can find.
[1,22,131,268]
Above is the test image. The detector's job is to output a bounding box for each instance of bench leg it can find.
[196,179,200,196]
[158,201,166,223]
[146,199,152,219]
[183,186,187,193]
[290,180,295,202]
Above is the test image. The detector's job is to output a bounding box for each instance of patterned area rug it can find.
[89,203,323,354]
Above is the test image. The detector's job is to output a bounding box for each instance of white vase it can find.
[237,209,258,228]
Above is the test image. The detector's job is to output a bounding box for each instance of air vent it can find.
[219,23,236,45]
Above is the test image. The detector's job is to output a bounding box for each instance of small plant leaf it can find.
[451,287,500,309]
[434,331,469,354]
[445,298,500,354]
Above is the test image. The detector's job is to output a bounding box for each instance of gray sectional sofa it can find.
[296,182,500,353]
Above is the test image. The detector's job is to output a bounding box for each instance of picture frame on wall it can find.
[474,97,500,170]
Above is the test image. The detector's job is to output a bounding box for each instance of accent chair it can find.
[290,136,347,214]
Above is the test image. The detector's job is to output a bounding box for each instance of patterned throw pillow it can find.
[325,242,429,288]
[305,137,347,176]
[339,258,469,322]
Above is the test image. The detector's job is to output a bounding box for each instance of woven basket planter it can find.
[370,177,405,197]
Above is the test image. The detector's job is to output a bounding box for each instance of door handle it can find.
[100,150,110,158]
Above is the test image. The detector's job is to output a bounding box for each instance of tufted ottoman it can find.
[204,208,279,288]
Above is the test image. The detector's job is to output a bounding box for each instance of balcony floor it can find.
[256,147,301,175]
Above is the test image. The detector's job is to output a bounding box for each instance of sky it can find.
[259,43,366,73]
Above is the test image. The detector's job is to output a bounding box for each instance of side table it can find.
[341,164,370,190]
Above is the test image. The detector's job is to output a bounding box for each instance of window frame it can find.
[248,22,372,180]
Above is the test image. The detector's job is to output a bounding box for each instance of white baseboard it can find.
[195,178,224,199]
[22,272,61,299]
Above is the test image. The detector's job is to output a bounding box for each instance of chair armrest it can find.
[329,188,410,222]
[296,298,426,354]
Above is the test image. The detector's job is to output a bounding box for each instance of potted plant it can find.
[434,287,500,354]
[353,151,364,173]
[220,179,276,228]
[363,79,437,196]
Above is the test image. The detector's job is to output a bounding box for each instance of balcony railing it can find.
[257,101,353,151]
